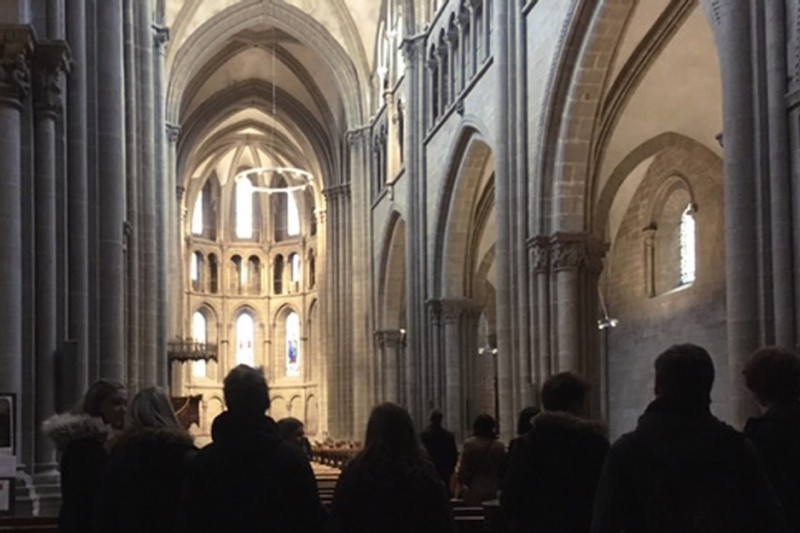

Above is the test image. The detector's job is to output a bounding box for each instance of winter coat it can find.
[420,424,458,486]
[42,413,111,533]
[98,426,196,533]
[745,402,800,533]
[330,455,455,533]
[500,411,609,533]
[177,411,327,533]
[455,436,506,504]
[591,395,789,533]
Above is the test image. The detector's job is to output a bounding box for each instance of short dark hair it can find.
[472,414,496,439]
[654,344,715,403]
[223,365,270,416]
[429,409,443,424]
[516,406,540,436]
[82,379,126,417]
[744,347,800,406]
[541,372,588,412]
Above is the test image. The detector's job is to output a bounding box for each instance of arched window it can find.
[289,253,301,291]
[429,47,439,122]
[191,193,203,236]
[191,252,203,292]
[192,311,207,377]
[235,176,254,239]
[273,255,284,295]
[248,256,261,294]
[679,205,696,285]
[208,254,219,294]
[236,312,255,367]
[287,192,300,237]
[231,255,243,294]
[286,312,300,377]
[308,250,316,289]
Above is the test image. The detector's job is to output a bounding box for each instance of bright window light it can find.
[680,205,696,285]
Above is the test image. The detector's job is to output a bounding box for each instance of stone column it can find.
[0,25,35,461]
[441,301,463,438]
[167,125,182,345]
[425,299,445,413]
[712,1,760,426]
[374,329,404,404]
[65,0,89,408]
[764,0,794,348]
[97,0,126,380]
[137,0,157,385]
[32,40,70,472]
[528,236,551,389]
[549,233,606,395]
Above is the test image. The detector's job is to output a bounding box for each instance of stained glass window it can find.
[286,312,300,377]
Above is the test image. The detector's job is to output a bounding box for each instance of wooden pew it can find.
[0,517,58,532]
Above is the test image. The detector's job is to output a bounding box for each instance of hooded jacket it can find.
[98,426,196,533]
[177,411,327,533]
[43,413,111,533]
[745,402,800,533]
[330,454,454,533]
[500,411,609,533]
[591,395,789,533]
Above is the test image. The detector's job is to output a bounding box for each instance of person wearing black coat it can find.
[592,344,789,533]
[98,387,196,533]
[419,409,458,488]
[501,373,608,533]
[43,379,127,533]
[744,347,800,533]
[331,403,454,533]
[178,365,327,533]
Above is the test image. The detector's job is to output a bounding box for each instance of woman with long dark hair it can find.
[330,403,454,533]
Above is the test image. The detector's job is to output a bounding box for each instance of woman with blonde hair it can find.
[98,387,196,533]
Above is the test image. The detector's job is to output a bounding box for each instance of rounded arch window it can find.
[192,310,208,378]
[236,312,256,368]
[286,311,300,378]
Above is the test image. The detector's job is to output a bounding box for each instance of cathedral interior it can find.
[0,0,798,513]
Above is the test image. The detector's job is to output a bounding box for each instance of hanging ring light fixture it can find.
[235,166,315,195]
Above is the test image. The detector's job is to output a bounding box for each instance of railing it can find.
[167,340,218,362]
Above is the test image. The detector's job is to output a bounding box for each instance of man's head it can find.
[743,346,800,407]
[223,365,270,417]
[654,344,715,405]
[429,408,444,426]
[541,372,588,415]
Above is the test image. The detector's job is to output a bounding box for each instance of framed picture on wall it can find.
[0,394,15,456]
[0,478,13,515]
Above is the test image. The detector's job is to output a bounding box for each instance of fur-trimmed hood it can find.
[108,426,194,452]
[42,412,110,451]
[532,410,607,437]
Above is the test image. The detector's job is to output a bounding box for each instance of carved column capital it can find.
[374,329,405,349]
[527,235,551,273]
[440,298,482,324]
[400,34,425,65]
[550,232,608,274]
[0,25,36,106]
[33,41,71,116]
[152,24,170,50]
[166,123,181,143]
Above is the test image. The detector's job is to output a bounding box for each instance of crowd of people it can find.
[42,344,800,532]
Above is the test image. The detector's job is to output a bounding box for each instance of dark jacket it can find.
[420,424,458,485]
[99,426,196,533]
[456,436,507,504]
[178,411,327,533]
[500,411,609,533]
[745,402,800,533]
[43,413,111,533]
[591,395,789,533]
[330,454,455,533]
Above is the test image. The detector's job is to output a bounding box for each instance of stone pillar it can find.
[492,0,515,438]
[548,233,606,408]
[32,40,70,472]
[65,0,89,408]
[97,0,126,380]
[167,124,182,345]
[374,329,404,404]
[137,0,157,386]
[764,0,794,349]
[153,24,170,386]
[441,302,463,438]
[0,24,35,463]
[528,236,551,389]
[402,35,427,427]
[712,1,760,426]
